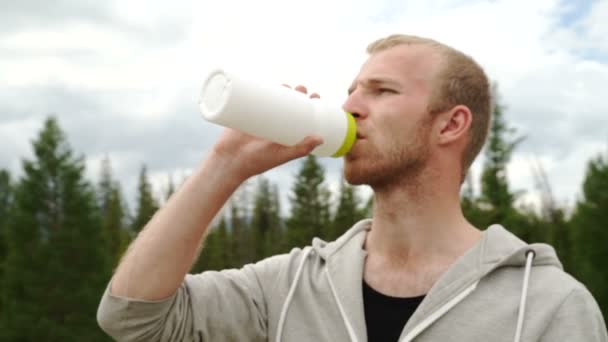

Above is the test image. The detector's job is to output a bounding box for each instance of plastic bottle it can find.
[198,68,357,157]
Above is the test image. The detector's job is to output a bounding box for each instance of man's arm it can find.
[110,119,322,301]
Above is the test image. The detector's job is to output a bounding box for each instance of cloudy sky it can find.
[1,0,607,215]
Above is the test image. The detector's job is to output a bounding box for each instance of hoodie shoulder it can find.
[482,225,563,269]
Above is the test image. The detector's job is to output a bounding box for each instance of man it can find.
[98,35,607,341]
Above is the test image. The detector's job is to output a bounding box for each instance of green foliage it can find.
[0,169,12,317]
[477,100,526,232]
[98,157,130,271]
[1,112,607,335]
[330,180,366,241]
[192,216,232,272]
[286,156,331,249]
[571,154,608,318]
[480,102,522,212]
[0,117,109,341]
[130,165,159,235]
[251,177,283,260]
[229,192,253,267]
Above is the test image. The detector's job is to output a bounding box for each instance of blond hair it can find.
[367,34,492,181]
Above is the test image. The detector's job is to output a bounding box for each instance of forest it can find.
[1,103,606,340]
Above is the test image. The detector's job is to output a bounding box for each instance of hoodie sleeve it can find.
[539,286,608,341]
[97,256,284,342]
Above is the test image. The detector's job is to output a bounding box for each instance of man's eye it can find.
[378,88,395,94]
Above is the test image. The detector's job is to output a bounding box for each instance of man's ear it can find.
[435,105,472,146]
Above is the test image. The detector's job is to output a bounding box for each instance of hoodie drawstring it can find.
[513,250,536,342]
[326,268,359,342]
[275,247,312,342]
[275,245,537,342]
[400,281,479,342]
[274,246,360,342]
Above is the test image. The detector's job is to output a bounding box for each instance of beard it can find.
[344,119,432,190]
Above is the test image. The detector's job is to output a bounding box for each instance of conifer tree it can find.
[286,155,331,248]
[0,169,11,259]
[251,177,282,260]
[98,157,130,269]
[478,96,533,239]
[461,170,487,228]
[1,117,108,341]
[193,216,232,272]
[571,154,608,317]
[228,196,252,267]
[479,102,520,216]
[0,169,12,318]
[331,179,365,240]
[269,183,284,254]
[131,165,159,235]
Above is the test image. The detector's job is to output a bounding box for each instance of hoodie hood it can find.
[312,219,562,273]
[308,219,564,342]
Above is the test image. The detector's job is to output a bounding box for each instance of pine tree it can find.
[131,165,159,235]
[331,179,365,241]
[286,155,331,249]
[0,169,11,260]
[479,101,521,216]
[0,169,12,318]
[270,184,284,254]
[461,171,487,228]
[98,157,130,270]
[530,159,573,271]
[193,216,232,272]
[228,195,252,267]
[477,95,534,240]
[250,177,282,260]
[214,216,232,269]
[1,117,108,341]
[542,209,572,271]
[571,154,608,317]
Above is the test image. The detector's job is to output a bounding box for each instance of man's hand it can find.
[211,85,323,182]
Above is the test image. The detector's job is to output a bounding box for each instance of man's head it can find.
[342,34,491,188]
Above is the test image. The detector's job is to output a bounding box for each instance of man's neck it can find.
[362,171,481,297]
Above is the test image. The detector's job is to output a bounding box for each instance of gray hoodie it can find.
[97,220,608,341]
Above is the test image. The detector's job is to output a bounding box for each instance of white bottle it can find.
[198,68,357,157]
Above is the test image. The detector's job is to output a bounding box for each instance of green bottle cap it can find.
[332,112,357,157]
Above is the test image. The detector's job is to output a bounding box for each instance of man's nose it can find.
[342,91,368,120]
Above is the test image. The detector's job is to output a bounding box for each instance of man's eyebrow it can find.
[348,78,401,95]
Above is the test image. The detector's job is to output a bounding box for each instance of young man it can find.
[98,35,607,341]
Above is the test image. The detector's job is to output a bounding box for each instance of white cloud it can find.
[0,0,606,217]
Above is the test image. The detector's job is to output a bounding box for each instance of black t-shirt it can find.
[363,280,425,342]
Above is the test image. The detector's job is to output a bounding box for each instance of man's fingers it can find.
[294,85,308,94]
[293,135,323,156]
[283,84,320,98]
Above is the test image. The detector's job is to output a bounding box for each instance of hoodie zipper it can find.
[399,281,479,342]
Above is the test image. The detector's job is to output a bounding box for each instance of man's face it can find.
[342,44,440,188]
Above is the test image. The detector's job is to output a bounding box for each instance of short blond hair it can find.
[367,34,492,181]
